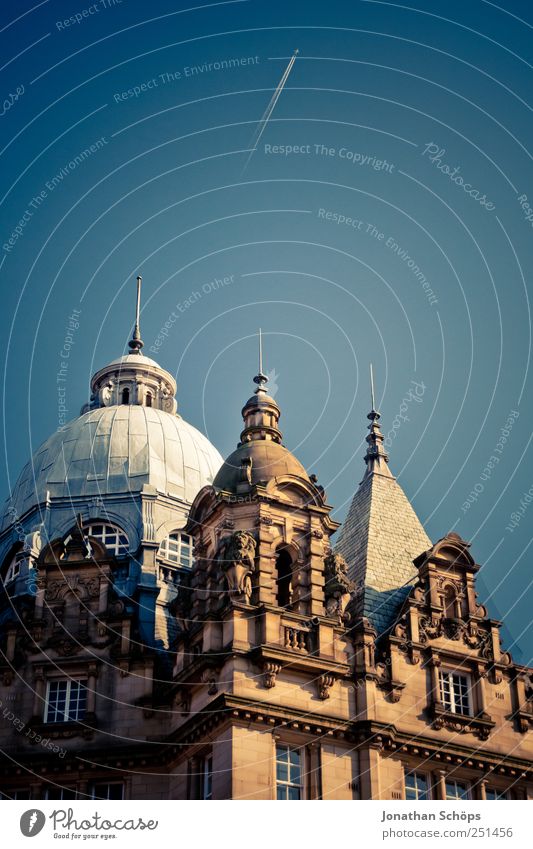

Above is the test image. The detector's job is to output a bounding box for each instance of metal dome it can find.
[2,405,223,528]
[213,440,309,493]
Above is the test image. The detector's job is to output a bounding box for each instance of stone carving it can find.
[45,575,99,603]
[418,615,442,643]
[201,668,218,695]
[161,386,177,414]
[220,531,256,603]
[46,635,82,657]
[263,662,281,689]
[323,552,355,622]
[317,673,335,700]
[433,712,492,741]
[256,515,273,526]
[99,380,114,407]
[240,457,253,485]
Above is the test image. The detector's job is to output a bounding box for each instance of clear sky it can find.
[1,0,532,659]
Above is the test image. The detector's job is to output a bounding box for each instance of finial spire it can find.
[253,328,268,393]
[128,275,144,354]
[363,364,392,479]
[240,330,282,444]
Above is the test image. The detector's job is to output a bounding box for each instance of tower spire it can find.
[128,275,144,354]
[370,362,376,412]
[363,365,392,478]
[240,331,282,444]
[253,328,268,393]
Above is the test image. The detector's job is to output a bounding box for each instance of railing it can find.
[284,626,311,652]
[158,565,181,586]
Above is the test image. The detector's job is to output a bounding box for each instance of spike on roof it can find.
[128,275,144,354]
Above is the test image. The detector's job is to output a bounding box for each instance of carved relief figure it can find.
[324,552,355,622]
[220,530,256,603]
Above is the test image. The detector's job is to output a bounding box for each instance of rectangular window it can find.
[485,787,509,800]
[201,754,213,800]
[404,770,430,800]
[276,744,303,800]
[439,670,471,715]
[0,789,30,799]
[44,787,76,800]
[91,783,124,800]
[445,779,470,800]
[45,680,87,723]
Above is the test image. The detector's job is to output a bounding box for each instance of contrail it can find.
[242,49,299,174]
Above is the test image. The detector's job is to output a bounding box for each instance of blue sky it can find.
[1,0,532,658]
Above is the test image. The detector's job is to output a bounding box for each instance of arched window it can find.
[276,548,293,608]
[2,553,21,585]
[121,387,130,405]
[146,392,152,408]
[84,523,128,556]
[158,532,193,568]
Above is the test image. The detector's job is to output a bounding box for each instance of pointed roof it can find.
[336,377,430,635]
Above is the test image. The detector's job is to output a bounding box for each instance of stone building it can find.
[0,290,532,800]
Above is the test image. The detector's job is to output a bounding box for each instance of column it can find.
[433,769,447,800]
[32,668,45,719]
[86,663,97,715]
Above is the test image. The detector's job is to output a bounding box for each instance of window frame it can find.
[83,523,129,557]
[485,787,509,800]
[445,778,470,800]
[44,786,77,800]
[90,782,125,800]
[3,554,21,584]
[404,769,431,800]
[158,531,193,568]
[0,789,31,800]
[44,678,87,724]
[439,668,472,716]
[201,754,213,800]
[275,743,304,800]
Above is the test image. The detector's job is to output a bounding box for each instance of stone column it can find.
[86,663,97,715]
[475,665,487,714]
[429,655,442,705]
[359,745,382,800]
[433,769,447,800]
[33,668,45,718]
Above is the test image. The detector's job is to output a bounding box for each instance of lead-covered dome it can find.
[3,405,223,527]
[1,276,223,530]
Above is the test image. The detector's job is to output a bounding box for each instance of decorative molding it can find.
[430,702,495,741]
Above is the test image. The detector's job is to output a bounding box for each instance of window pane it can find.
[46,679,86,723]
[276,762,288,782]
[276,745,289,763]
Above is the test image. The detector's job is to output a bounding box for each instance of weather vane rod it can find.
[128,275,144,353]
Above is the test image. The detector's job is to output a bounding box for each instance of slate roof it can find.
[336,404,431,635]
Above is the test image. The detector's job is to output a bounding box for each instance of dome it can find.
[3,405,223,527]
[107,354,162,368]
[213,438,309,493]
